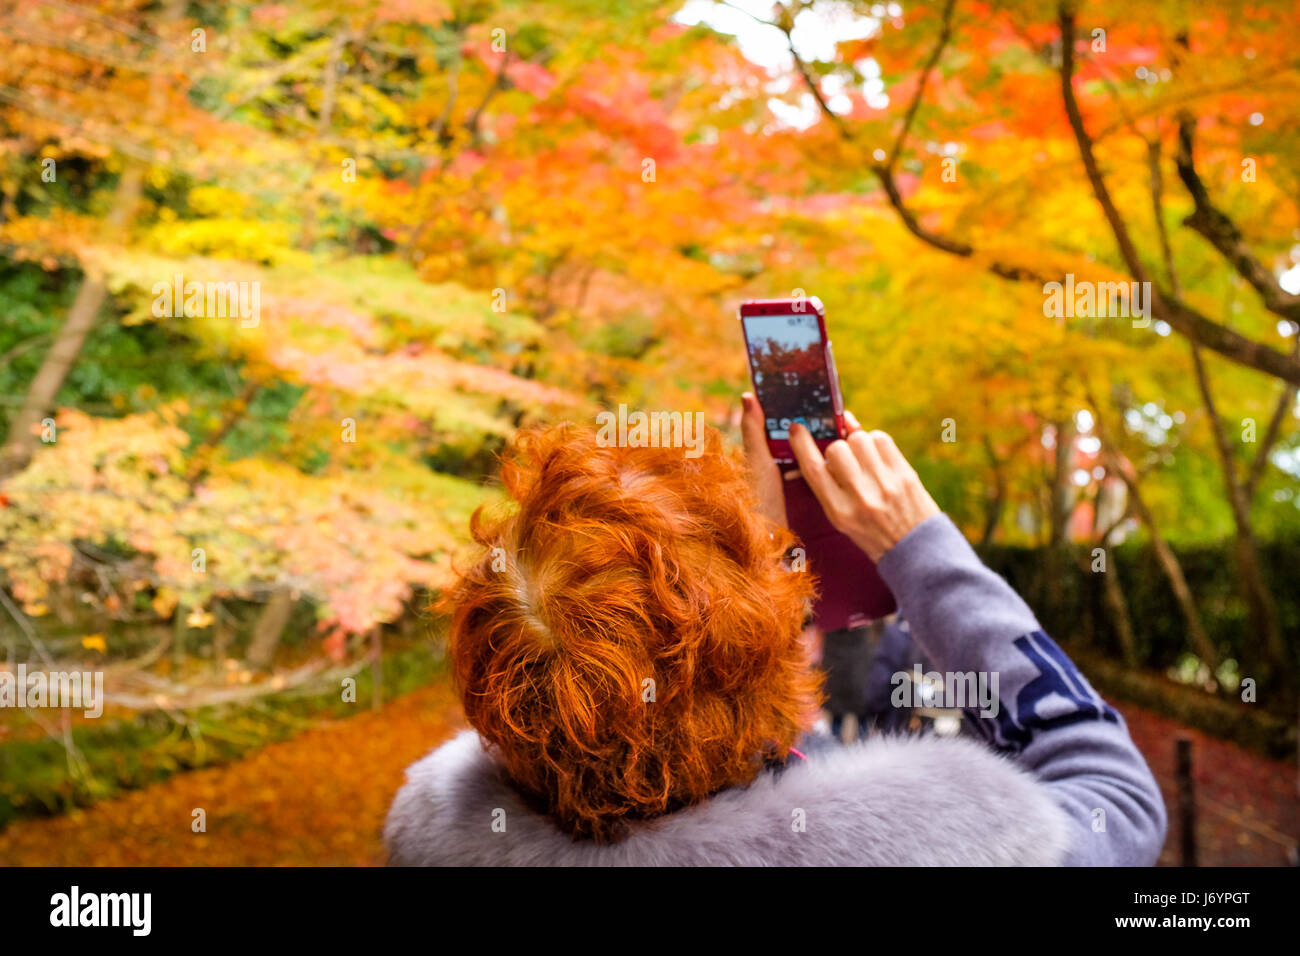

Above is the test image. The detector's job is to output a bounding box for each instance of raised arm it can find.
[875,512,1166,865]
[784,414,1166,866]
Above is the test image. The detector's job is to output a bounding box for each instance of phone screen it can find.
[742,312,839,441]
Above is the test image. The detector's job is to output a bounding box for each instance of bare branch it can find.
[886,0,958,172]
[778,2,1049,281]
[1148,136,1181,298]
[463,49,513,145]
[773,0,1300,384]
[1057,3,1151,285]
[1174,113,1300,324]
[1056,3,1300,385]
[1247,335,1300,498]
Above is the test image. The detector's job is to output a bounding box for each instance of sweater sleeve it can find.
[875,513,1167,866]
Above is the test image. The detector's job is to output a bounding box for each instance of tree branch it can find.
[886,0,957,172]
[184,380,261,490]
[1057,3,1151,284]
[780,1,1049,282]
[463,48,513,146]
[1174,113,1300,324]
[1246,335,1300,499]
[1148,136,1181,297]
[1055,2,1300,385]
[774,0,1300,384]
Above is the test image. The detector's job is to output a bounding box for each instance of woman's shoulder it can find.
[384,729,1073,866]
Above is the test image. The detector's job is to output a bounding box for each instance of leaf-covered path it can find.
[0,681,1293,866]
[0,680,466,866]
[1124,705,1298,866]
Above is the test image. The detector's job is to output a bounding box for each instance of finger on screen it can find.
[789,423,836,503]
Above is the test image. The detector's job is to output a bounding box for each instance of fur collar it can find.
[385,730,1073,866]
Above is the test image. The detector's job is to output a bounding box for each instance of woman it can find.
[384,397,1166,865]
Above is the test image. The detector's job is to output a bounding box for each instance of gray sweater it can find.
[874,513,1167,865]
[385,513,1167,865]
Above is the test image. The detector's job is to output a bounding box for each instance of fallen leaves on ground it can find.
[1,682,1292,866]
[0,679,465,865]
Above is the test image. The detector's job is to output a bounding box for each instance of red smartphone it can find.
[737,297,845,463]
[739,296,897,628]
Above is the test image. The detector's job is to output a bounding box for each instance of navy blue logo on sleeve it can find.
[981,630,1119,752]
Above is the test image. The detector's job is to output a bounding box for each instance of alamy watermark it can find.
[152,273,260,327]
[50,886,150,936]
[1043,274,1152,326]
[891,666,1000,718]
[0,665,103,718]
[595,404,705,458]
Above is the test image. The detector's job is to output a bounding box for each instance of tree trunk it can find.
[1088,384,1221,676]
[212,600,231,671]
[1041,415,1075,602]
[247,588,294,669]
[0,172,143,476]
[1189,344,1288,688]
[1099,556,1140,667]
[1114,458,1221,674]
[0,0,182,476]
[174,600,188,669]
[1090,482,1139,668]
[298,29,348,252]
[1050,416,1075,551]
[980,435,1006,547]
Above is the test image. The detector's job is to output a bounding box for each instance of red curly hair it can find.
[442,422,821,842]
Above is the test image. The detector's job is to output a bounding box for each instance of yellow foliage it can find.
[145,218,305,267]
[187,186,252,218]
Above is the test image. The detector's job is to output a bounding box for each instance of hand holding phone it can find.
[788,414,941,563]
[739,296,898,627]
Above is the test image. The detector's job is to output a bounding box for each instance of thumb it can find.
[740,393,772,464]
